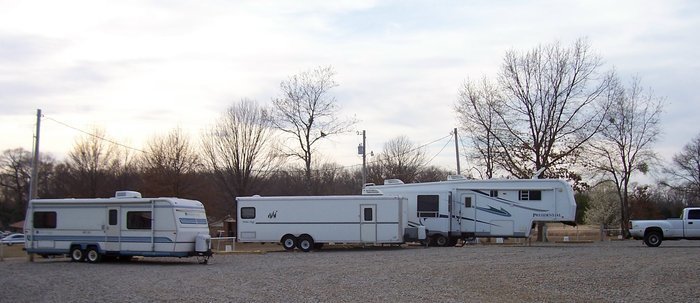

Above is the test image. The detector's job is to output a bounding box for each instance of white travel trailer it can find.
[24,191,212,263]
[236,195,424,252]
[362,176,577,246]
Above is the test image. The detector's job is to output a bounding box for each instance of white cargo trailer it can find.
[362,176,577,246]
[236,195,423,252]
[24,191,212,263]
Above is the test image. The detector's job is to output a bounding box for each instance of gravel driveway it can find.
[1,240,697,302]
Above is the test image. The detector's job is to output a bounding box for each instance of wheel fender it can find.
[645,227,663,238]
[72,243,102,252]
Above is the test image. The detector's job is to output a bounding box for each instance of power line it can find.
[43,115,146,153]
[42,114,455,174]
[426,135,453,165]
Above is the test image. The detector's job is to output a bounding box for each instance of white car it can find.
[1,233,25,246]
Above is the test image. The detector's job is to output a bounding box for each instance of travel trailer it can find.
[24,191,212,263]
[362,176,577,246]
[236,195,425,252]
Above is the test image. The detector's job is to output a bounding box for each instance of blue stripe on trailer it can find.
[179,218,208,224]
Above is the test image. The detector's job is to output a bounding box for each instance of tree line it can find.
[2,40,699,236]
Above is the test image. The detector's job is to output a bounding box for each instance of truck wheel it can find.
[70,247,85,262]
[644,231,663,247]
[281,235,297,251]
[297,235,314,252]
[86,247,102,263]
[434,235,448,247]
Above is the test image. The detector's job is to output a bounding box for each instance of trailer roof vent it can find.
[362,188,384,195]
[115,191,142,199]
[383,179,404,185]
[447,175,468,181]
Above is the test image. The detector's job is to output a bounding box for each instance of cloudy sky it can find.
[1,0,698,178]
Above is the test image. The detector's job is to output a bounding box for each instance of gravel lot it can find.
[1,240,698,303]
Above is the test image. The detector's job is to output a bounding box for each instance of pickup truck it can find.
[629,207,700,247]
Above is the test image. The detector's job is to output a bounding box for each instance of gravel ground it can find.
[1,240,698,303]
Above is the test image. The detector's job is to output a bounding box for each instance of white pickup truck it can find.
[629,207,700,247]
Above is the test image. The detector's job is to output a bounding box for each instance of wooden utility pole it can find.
[29,109,41,200]
[454,128,461,175]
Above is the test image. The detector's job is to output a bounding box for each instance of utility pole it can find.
[362,130,366,187]
[29,109,42,200]
[454,127,461,175]
[358,130,367,189]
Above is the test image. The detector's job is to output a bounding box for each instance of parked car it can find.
[1,233,25,246]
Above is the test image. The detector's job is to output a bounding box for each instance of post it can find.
[454,128,460,175]
[362,130,367,187]
[29,109,42,200]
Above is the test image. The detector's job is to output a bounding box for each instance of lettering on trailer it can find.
[532,213,561,218]
[268,210,277,219]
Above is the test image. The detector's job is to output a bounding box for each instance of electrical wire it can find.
[42,114,456,173]
[43,115,146,153]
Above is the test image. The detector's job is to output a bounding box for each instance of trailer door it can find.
[459,192,476,233]
[105,207,120,252]
[360,205,377,243]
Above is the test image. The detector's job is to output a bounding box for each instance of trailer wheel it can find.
[281,235,297,251]
[433,235,448,247]
[70,246,85,262]
[643,231,663,247]
[86,247,102,263]
[297,235,314,252]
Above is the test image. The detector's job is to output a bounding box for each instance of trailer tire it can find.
[70,246,85,262]
[644,231,663,247]
[281,235,297,251]
[433,234,448,247]
[86,247,102,263]
[297,235,314,252]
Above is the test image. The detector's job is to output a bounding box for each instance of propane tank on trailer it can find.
[195,234,211,254]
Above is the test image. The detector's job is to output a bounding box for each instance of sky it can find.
[1,0,698,181]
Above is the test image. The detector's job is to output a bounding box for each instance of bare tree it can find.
[494,38,612,178]
[0,148,32,226]
[663,133,700,205]
[141,127,201,197]
[271,66,356,193]
[202,99,277,213]
[456,78,506,179]
[66,128,120,197]
[371,136,428,183]
[457,38,613,242]
[588,77,663,237]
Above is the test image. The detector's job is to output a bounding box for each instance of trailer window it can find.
[240,207,255,219]
[127,211,152,229]
[519,190,542,201]
[464,197,472,208]
[364,207,373,221]
[33,211,57,229]
[109,209,118,225]
[417,195,439,217]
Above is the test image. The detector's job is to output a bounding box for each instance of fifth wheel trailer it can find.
[362,176,577,246]
[236,195,424,251]
[24,191,212,263]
